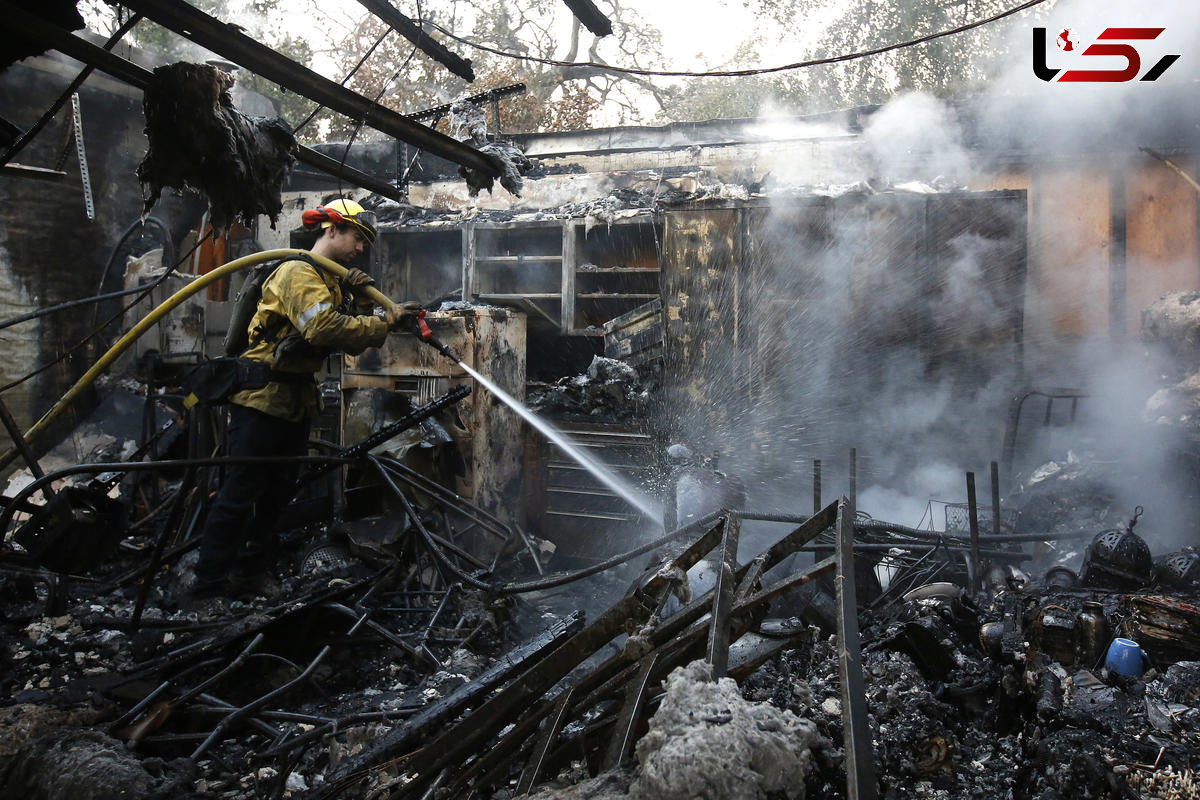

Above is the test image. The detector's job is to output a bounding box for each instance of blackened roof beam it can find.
[562,0,613,37]
[0,1,407,203]
[118,0,500,179]
[355,0,474,82]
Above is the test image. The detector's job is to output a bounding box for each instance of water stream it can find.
[455,360,663,525]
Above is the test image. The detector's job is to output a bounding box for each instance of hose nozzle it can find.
[415,309,461,363]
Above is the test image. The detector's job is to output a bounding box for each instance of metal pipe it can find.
[1,455,351,534]
[130,467,197,632]
[191,646,331,759]
[0,13,143,165]
[370,458,490,590]
[990,461,1002,538]
[376,456,511,540]
[0,396,51,499]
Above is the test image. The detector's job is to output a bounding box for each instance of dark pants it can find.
[195,404,309,587]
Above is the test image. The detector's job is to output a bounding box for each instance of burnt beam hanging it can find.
[117,0,500,178]
[1,1,407,202]
[292,147,404,202]
[354,0,474,82]
[561,0,613,37]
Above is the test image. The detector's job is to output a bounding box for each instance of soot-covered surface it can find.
[137,63,295,232]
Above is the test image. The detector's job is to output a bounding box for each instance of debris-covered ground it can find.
[3,315,1200,800]
[4,447,1200,799]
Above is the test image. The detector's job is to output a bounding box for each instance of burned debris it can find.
[137,63,296,232]
[6,409,1200,800]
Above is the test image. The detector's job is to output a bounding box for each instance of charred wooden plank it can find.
[562,0,613,36]
[355,0,474,81]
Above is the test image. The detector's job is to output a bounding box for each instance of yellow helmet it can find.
[302,198,377,244]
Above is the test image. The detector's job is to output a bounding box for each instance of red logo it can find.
[1034,27,1180,82]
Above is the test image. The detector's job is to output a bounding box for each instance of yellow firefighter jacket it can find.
[230,258,388,422]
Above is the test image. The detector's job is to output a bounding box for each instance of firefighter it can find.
[190,198,412,602]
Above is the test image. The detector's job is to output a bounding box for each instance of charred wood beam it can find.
[115,0,500,177]
[357,517,733,800]
[0,163,68,182]
[502,556,837,797]
[706,512,740,678]
[354,0,473,82]
[318,611,585,794]
[460,554,838,797]
[756,500,838,574]
[516,687,576,794]
[328,593,654,799]
[602,651,661,769]
[966,471,982,595]
[835,497,878,800]
[292,147,404,201]
[0,2,412,201]
[561,0,613,36]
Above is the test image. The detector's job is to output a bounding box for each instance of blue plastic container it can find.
[1105,637,1147,677]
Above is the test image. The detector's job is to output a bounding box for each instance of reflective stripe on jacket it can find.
[231,258,388,422]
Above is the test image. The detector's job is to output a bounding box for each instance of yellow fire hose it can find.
[0,249,397,473]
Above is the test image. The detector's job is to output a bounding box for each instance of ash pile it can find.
[4,398,1200,798]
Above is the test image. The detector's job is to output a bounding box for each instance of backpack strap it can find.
[246,253,325,351]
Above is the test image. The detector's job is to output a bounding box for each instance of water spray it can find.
[413,309,663,525]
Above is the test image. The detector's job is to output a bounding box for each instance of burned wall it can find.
[0,46,208,462]
[661,193,1027,519]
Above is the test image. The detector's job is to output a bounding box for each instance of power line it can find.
[424,0,1049,79]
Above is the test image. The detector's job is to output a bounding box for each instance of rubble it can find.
[2,431,1200,800]
[528,355,653,422]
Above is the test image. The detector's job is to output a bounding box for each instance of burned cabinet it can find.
[454,215,663,336]
[342,307,527,525]
[567,218,663,335]
[524,422,658,560]
[374,227,464,307]
[466,221,565,328]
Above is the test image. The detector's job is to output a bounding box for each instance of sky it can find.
[81,0,1199,124]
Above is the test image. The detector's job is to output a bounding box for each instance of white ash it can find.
[630,660,820,800]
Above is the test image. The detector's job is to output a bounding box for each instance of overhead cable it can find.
[425,0,1050,79]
